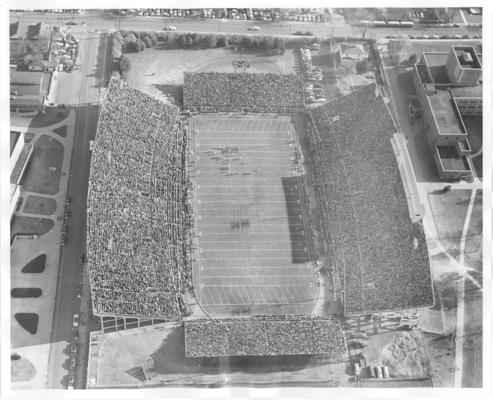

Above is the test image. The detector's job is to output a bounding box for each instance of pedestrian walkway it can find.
[11,109,77,389]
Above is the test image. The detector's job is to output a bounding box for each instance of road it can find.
[46,31,107,389]
[11,10,479,39]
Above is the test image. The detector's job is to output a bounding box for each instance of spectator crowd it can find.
[305,84,433,315]
[184,315,346,358]
[183,72,305,113]
[87,78,192,319]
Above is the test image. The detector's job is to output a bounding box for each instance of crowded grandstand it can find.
[183,72,304,113]
[184,316,346,358]
[87,78,191,318]
[306,84,434,314]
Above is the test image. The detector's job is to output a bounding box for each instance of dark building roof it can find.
[437,146,470,171]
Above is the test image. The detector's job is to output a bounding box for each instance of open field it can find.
[124,46,295,103]
[191,114,317,317]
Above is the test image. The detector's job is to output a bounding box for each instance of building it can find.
[337,43,369,62]
[412,45,482,180]
[10,131,34,219]
[10,70,51,111]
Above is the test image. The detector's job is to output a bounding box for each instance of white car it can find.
[72,314,79,328]
[89,140,94,152]
[248,26,260,31]
[164,25,176,31]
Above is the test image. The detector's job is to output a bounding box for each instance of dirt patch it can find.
[11,216,54,239]
[11,356,36,382]
[52,124,68,137]
[22,254,46,273]
[381,331,431,379]
[11,288,43,298]
[20,134,64,195]
[22,196,57,216]
[14,313,39,334]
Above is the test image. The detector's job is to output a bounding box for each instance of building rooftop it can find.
[10,70,44,85]
[428,90,466,135]
[454,46,481,69]
[450,85,482,98]
[436,146,470,171]
[423,53,451,84]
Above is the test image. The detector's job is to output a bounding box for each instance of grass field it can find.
[20,135,64,195]
[23,196,57,216]
[124,47,295,104]
[191,114,317,317]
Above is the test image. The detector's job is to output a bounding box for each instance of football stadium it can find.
[86,70,433,358]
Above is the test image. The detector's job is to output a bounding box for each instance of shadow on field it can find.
[154,84,183,105]
[282,176,311,264]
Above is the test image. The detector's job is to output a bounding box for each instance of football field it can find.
[190,114,317,316]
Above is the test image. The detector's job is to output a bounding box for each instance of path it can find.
[454,188,478,387]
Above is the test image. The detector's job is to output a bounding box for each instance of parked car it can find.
[72,314,79,328]
[67,374,75,389]
[70,344,77,354]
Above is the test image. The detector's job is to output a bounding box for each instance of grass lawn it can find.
[124,46,295,103]
[11,357,36,382]
[11,288,42,298]
[29,108,69,128]
[22,254,46,273]
[428,189,471,239]
[52,124,67,137]
[23,196,57,216]
[20,135,64,195]
[11,216,54,239]
[14,313,39,334]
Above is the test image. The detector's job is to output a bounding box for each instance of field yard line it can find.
[201,185,297,189]
[200,257,303,260]
[454,188,477,387]
[200,200,299,203]
[199,240,304,243]
[201,275,312,279]
[200,301,315,306]
[203,265,310,269]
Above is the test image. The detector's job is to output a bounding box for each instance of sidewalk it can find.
[11,109,77,390]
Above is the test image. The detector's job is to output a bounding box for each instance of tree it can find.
[408,54,417,65]
[142,36,152,48]
[125,41,139,52]
[263,36,275,51]
[138,39,146,51]
[177,34,186,48]
[241,36,253,48]
[206,34,217,48]
[185,33,194,48]
[119,55,131,73]
[217,35,228,47]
